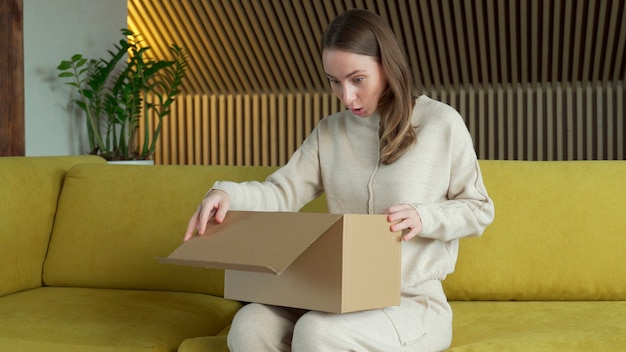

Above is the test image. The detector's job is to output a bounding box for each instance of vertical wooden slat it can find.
[564,84,573,160]
[555,83,564,160]
[585,83,594,159]
[217,95,225,164]
[516,87,525,160]
[208,95,217,165]
[166,96,176,164]
[269,94,278,166]
[533,84,542,160]
[252,95,261,165]
[243,95,252,166]
[234,95,244,165]
[276,94,291,165]
[525,84,534,159]
[261,94,269,166]
[603,84,612,160]
[200,95,209,165]
[575,83,584,159]
[286,94,295,162]
[616,83,624,160]
[545,84,554,160]
[486,86,495,159]
[189,96,198,164]
[288,94,310,150]
[508,86,514,160]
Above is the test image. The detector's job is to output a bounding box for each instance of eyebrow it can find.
[325,69,366,80]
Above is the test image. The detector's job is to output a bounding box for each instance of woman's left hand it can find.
[384,204,423,241]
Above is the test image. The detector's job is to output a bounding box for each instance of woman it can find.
[185,9,494,351]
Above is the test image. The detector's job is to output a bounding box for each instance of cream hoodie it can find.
[213,95,494,288]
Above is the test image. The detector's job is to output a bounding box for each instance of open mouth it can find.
[350,107,364,115]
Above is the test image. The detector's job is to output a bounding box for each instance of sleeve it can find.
[412,115,495,242]
[211,126,324,212]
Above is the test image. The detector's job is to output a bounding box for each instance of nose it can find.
[341,85,356,107]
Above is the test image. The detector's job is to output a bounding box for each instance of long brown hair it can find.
[321,9,416,165]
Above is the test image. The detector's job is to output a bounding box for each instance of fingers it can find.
[401,225,421,241]
[183,190,231,242]
[183,209,200,241]
[197,206,217,235]
[384,204,422,241]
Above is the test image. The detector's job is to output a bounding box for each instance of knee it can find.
[228,303,302,352]
[227,303,270,350]
[229,303,267,334]
[292,311,339,350]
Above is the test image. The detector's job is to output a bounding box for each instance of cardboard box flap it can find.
[159,211,344,274]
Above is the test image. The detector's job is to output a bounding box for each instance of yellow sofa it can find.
[1,156,624,351]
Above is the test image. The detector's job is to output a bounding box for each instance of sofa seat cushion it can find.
[178,336,229,352]
[0,287,242,352]
[448,301,626,351]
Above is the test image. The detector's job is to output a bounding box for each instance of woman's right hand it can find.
[183,189,231,241]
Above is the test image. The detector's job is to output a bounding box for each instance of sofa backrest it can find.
[40,160,624,301]
[0,156,105,297]
[43,163,295,296]
[443,160,626,301]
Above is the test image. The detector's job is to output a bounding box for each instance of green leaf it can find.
[58,72,75,78]
[76,58,88,67]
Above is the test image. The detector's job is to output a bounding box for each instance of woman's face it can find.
[322,49,387,118]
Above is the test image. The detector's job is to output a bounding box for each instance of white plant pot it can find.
[107,160,155,165]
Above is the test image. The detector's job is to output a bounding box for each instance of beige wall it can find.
[24,0,127,156]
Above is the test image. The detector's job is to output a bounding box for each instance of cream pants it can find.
[227,280,452,352]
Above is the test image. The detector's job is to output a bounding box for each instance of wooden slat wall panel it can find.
[129,0,626,93]
[143,82,624,165]
[129,1,625,163]
[143,92,344,165]
[431,82,624,161]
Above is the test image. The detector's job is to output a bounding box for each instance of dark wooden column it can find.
[0,0,24,156]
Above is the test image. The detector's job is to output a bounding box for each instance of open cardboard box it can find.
[159,211,402,313]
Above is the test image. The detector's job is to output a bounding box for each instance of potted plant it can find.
[57,29,188,162]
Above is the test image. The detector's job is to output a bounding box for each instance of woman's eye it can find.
[354,77,364,83]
